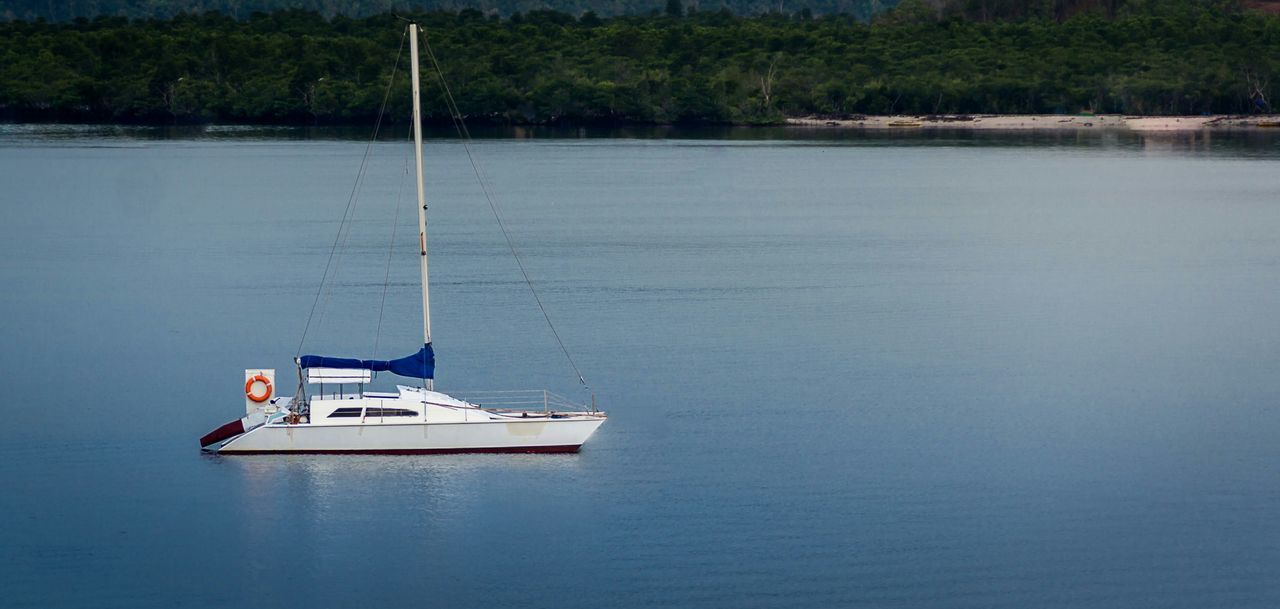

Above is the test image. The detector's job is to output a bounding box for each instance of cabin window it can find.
[326,407,418,419]
[365,408,418,417]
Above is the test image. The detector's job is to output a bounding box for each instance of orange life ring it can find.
[245,374,272,403]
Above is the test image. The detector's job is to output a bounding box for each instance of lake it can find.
[2,125,1279,608]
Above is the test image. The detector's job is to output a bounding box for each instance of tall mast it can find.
[409,24,433,390]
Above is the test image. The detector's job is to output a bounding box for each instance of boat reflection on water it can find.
[223,452,589,526]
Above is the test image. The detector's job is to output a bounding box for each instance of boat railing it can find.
[450,389,592,413]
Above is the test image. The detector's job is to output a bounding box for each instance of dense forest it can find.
[0,0,896,20]
[7,0,1279,21]
[0,0,1277,125]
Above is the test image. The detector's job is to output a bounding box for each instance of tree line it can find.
[0,1,1276,125]
[0,0,895,21]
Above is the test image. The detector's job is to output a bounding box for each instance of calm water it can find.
[2,126,1279,608]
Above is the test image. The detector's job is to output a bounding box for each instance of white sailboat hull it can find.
[217,416,605,454]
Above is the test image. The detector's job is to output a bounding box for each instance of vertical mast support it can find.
[409,24,433,390]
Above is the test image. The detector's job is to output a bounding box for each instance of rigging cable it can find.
[420,29,591,391]
[296,30,407,357]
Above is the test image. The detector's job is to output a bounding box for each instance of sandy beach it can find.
[789,114,1277,131]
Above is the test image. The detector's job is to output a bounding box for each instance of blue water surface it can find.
[1,125,1279,608]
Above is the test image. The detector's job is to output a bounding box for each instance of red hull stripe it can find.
[199,419,246,448]
[219,444,582,455]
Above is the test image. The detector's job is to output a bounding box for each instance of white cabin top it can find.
[303,385,505,425]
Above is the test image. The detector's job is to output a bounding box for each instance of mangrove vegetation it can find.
[0,0,1276,125]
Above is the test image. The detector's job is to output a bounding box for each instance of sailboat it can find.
[199,24,606,454]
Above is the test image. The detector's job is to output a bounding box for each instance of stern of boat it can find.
[199,368,293,451]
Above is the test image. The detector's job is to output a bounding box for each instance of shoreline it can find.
[3,115,1279,135]
[788,114,1279,131]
